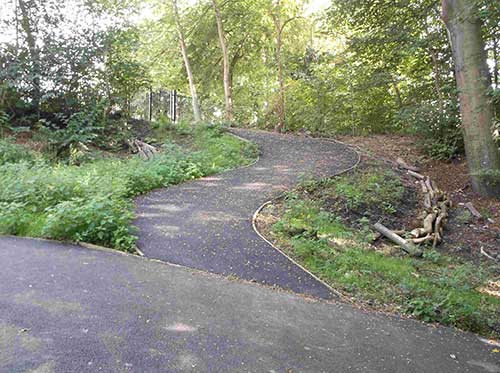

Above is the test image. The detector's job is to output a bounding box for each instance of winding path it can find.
[1,129,498,372]
[135,129,359,299]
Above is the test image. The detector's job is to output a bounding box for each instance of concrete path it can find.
[1,236,498,372]
[134,129,359,299]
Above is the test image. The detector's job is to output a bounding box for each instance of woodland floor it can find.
[337,134,500,262]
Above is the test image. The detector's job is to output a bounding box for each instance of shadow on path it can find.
[134,129,359,299]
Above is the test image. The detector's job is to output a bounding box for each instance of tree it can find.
[17,0,41,118]
[269,0,289,132]
[105,27,151,117]
[442,0,500,197]
[172,0,202,123]
[211,0,234,121]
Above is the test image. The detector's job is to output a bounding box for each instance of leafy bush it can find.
[397,104,463,160]
[0,110,9,138]
[0,125,257,251]
[39,104,105,160]
[43,195,135,249]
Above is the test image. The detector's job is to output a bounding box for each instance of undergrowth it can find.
[0,124,257,251]
[0,139,37,165]
[270,171,499,337]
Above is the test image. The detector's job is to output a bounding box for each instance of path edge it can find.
[251,136,362,301]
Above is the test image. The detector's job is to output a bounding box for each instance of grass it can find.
[0,123,258,251]
[269,171,500,337]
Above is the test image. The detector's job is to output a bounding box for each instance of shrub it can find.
[39,103,106,160]
[0,125,257,250]
[397,104,463,160]
[43,196,136,251]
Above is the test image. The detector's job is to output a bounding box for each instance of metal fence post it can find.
[148,87,153,122]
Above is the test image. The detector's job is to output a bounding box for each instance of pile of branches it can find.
[373,158,452,257]
[129,139,158,160]
[408,170,452,247]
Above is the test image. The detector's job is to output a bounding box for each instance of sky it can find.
[0,0,333,44]
[306,0,331,15]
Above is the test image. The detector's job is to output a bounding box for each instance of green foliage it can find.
[0,0,149,140]
[397,104,463,160]
[271,198,500,336]
[333,169,404,214]
[43,195,136,249]
[0,110,10,138]
[105,27,151,116]
[0,139,36,165]
[273,197,351,239]
[39,104,106,160]
[472,168,500,185]
[0,125,257,251]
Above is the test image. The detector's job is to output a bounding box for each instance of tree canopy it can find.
[1,0,499,195]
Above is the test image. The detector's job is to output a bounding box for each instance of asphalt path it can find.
[135,129,359,299]
[1,129,498,372]
[0,236,498,372]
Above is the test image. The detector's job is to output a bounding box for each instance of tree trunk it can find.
[18,0,40,118]
[430,49,445,112]
[172,0,202,123]
[442,0,500,198]
[211,0,233,122]
[391,79,403,110]
[271,0,286,132]
[493,37,498,88]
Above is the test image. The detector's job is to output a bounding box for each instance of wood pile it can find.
[407,170,452,247]
[130,139,158,160]
[372,159,452,257]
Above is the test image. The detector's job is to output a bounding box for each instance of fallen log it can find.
[396,157,420,172]
[464,202,482,219]
[372,223,423,257]
[132,140,158,160]
[408,170,425,180]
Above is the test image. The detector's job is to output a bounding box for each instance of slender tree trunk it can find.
[430,49,445,112]
[18,0,40,118]
[493,37,498,87]
[271,0,286,132]
[172,0,202,123]
[442,0,500,197]
[211,0,233,122]
[391,79,403,109]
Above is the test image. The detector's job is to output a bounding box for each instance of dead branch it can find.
[420,180,428,193]
[132,140,158,161]
[390,158,452,250]
[396,157,421,172]
[412,234,433,244]
[464,202,482,219]
[480,247,497,262]
[408,170,425,180]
